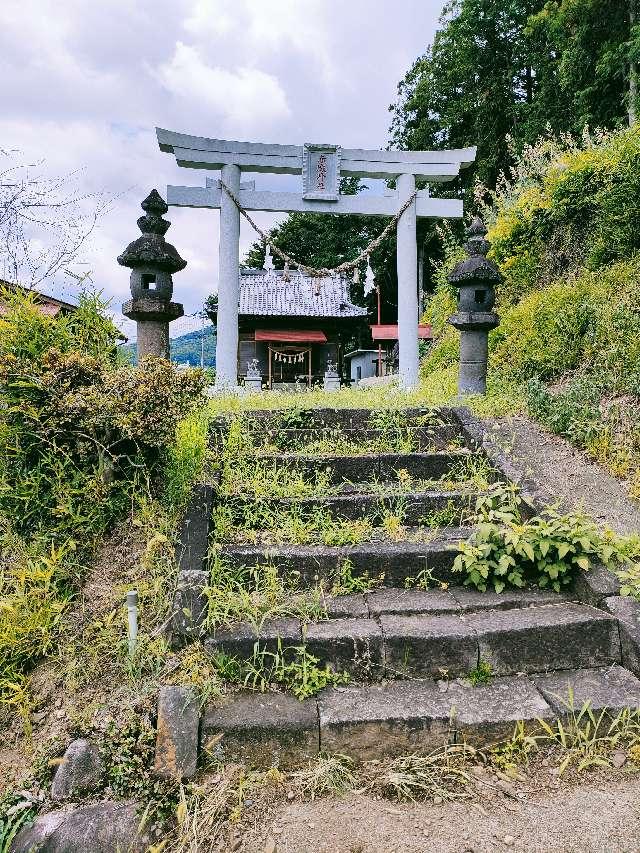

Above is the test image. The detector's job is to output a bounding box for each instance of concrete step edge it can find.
[198,665,640,766]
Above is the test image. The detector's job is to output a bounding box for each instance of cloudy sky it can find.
[1,0,444,338]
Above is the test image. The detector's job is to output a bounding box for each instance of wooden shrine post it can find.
[157,129,476,390]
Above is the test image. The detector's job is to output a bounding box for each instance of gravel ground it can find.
[487,415,640,536]
[241,774,640,853]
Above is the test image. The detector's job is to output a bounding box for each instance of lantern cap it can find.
[448,216,502,285]
[117,190,187,273]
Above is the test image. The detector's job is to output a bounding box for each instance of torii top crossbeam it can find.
[157,127,476,389]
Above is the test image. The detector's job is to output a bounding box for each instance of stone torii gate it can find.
[156,128,476,389]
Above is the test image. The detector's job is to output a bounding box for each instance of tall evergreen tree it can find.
[390,0,546,190]
[390,0,640,191]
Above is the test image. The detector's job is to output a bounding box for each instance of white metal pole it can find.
[396,173,419,389]
[215,163,241,389]
[126,590,138,657]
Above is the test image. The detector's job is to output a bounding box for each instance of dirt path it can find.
[488,415,640,536]
[241,774,640,853]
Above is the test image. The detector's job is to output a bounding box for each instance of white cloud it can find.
[184,0,335,84]
[156,42,290,132]
[0,0,445,339]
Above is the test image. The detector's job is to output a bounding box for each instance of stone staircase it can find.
[167,406,640,772]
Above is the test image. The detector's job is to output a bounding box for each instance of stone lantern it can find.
[118,189,186,360]
[447,216,501,395]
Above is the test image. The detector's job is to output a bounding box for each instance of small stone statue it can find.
[323,358,340,391]
[246,358,261,378]
[324,358,338,377]
[244,358,262,393]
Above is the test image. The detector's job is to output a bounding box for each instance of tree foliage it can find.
[390,0,639,191]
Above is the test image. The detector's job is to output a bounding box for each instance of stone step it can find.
[200,666,640,767]
[333,586,570,620]
[212,424,466,454]
[217,529,471,586]
[224,489,476,527]
[248,450,477,484]
[218,406,461,431]
[204,602,620,683]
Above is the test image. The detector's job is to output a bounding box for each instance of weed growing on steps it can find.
[446,454,496,491]
[216,407,460,459]
[420,498,468,529]
[205,553,327,630]
[454,482,639,593]
[221,453,478,501]
[404,560,449,591]
[377,496,408,541]
[330,558,384,595]
[466,660,493,686]
[211,640,349,700]
[212,499,376,546]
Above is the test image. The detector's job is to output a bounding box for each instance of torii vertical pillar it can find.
[216,164,241,389]
[396,173,419,389]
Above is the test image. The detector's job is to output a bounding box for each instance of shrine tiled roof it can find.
[238,268,368,318]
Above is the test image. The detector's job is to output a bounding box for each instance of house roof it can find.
[238,268,368,319]
[0,280,78,316]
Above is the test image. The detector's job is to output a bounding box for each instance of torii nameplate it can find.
[302,143,341,201]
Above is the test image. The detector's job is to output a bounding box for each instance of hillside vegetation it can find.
[423,126,640,495]
[0,288,205,711]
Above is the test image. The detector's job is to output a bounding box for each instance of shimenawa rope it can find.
[219,181,418,279]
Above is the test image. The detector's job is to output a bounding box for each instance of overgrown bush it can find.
[0,289,204,545]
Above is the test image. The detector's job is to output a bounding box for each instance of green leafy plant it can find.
[453,483,630,593]
[331,558,384,596]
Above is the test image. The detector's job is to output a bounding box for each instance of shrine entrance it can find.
[157,128,476,390]
[268,345,311,390]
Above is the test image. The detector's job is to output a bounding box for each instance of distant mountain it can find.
[119,325,216,367]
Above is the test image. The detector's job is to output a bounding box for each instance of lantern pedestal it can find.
[122,298,184,361]
[448,311,500,395]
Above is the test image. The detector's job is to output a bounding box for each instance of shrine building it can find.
[207,250,367,389]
